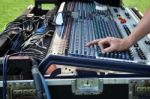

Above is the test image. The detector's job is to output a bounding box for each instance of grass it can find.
[123,0,150,13]
[0,0,150,32]
[0,0,34,32]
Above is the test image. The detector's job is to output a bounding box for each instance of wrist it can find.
[122,37,133,49]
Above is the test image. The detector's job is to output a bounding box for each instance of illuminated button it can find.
[120,19,126,24]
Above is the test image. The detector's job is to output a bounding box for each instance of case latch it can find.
[72,78,103,95]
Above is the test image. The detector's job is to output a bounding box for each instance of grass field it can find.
[123,0,150,13]
[0,0,33,32]
[0,0,150,32]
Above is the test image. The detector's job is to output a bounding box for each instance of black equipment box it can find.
[0,0,150,99]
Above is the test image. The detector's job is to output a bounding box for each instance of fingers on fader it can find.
[85,39,100,47]
[98,37,115,53]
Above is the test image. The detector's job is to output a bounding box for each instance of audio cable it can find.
[31,59,51,99]
[2,55,9,99]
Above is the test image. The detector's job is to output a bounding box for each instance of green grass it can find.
[123,0,150,13]
[0,0,34,32]
[0,0,150,32]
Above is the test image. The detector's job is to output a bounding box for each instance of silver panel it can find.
[1,78,150,87]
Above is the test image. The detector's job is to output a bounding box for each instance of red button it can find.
[121,19,126,24]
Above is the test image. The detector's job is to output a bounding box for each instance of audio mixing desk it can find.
[39,1,150,75]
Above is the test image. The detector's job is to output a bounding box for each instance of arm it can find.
[127,6,150,45]
[86,6,150,52]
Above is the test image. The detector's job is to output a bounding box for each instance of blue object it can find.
[32,67,43,99]
[2,55,9,99]
[36,25,46,34]
[39,72,51,99]
[11,33,22,50]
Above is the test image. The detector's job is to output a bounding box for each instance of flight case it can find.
[0,0,150,99]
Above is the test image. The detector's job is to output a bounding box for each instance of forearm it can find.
[126,6,150,46]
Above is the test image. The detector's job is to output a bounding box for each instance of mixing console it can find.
[43,1,150,74]
[50,2,140,61]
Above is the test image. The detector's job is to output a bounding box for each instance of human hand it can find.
[86,37,130,53]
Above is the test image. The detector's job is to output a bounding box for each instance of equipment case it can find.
[0,0,150,99]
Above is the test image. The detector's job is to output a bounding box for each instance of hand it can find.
[86,37,130,53]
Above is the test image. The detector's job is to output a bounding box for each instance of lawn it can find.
[0,0,150,32]
[0,0,34,32]
[123,0,150,13]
